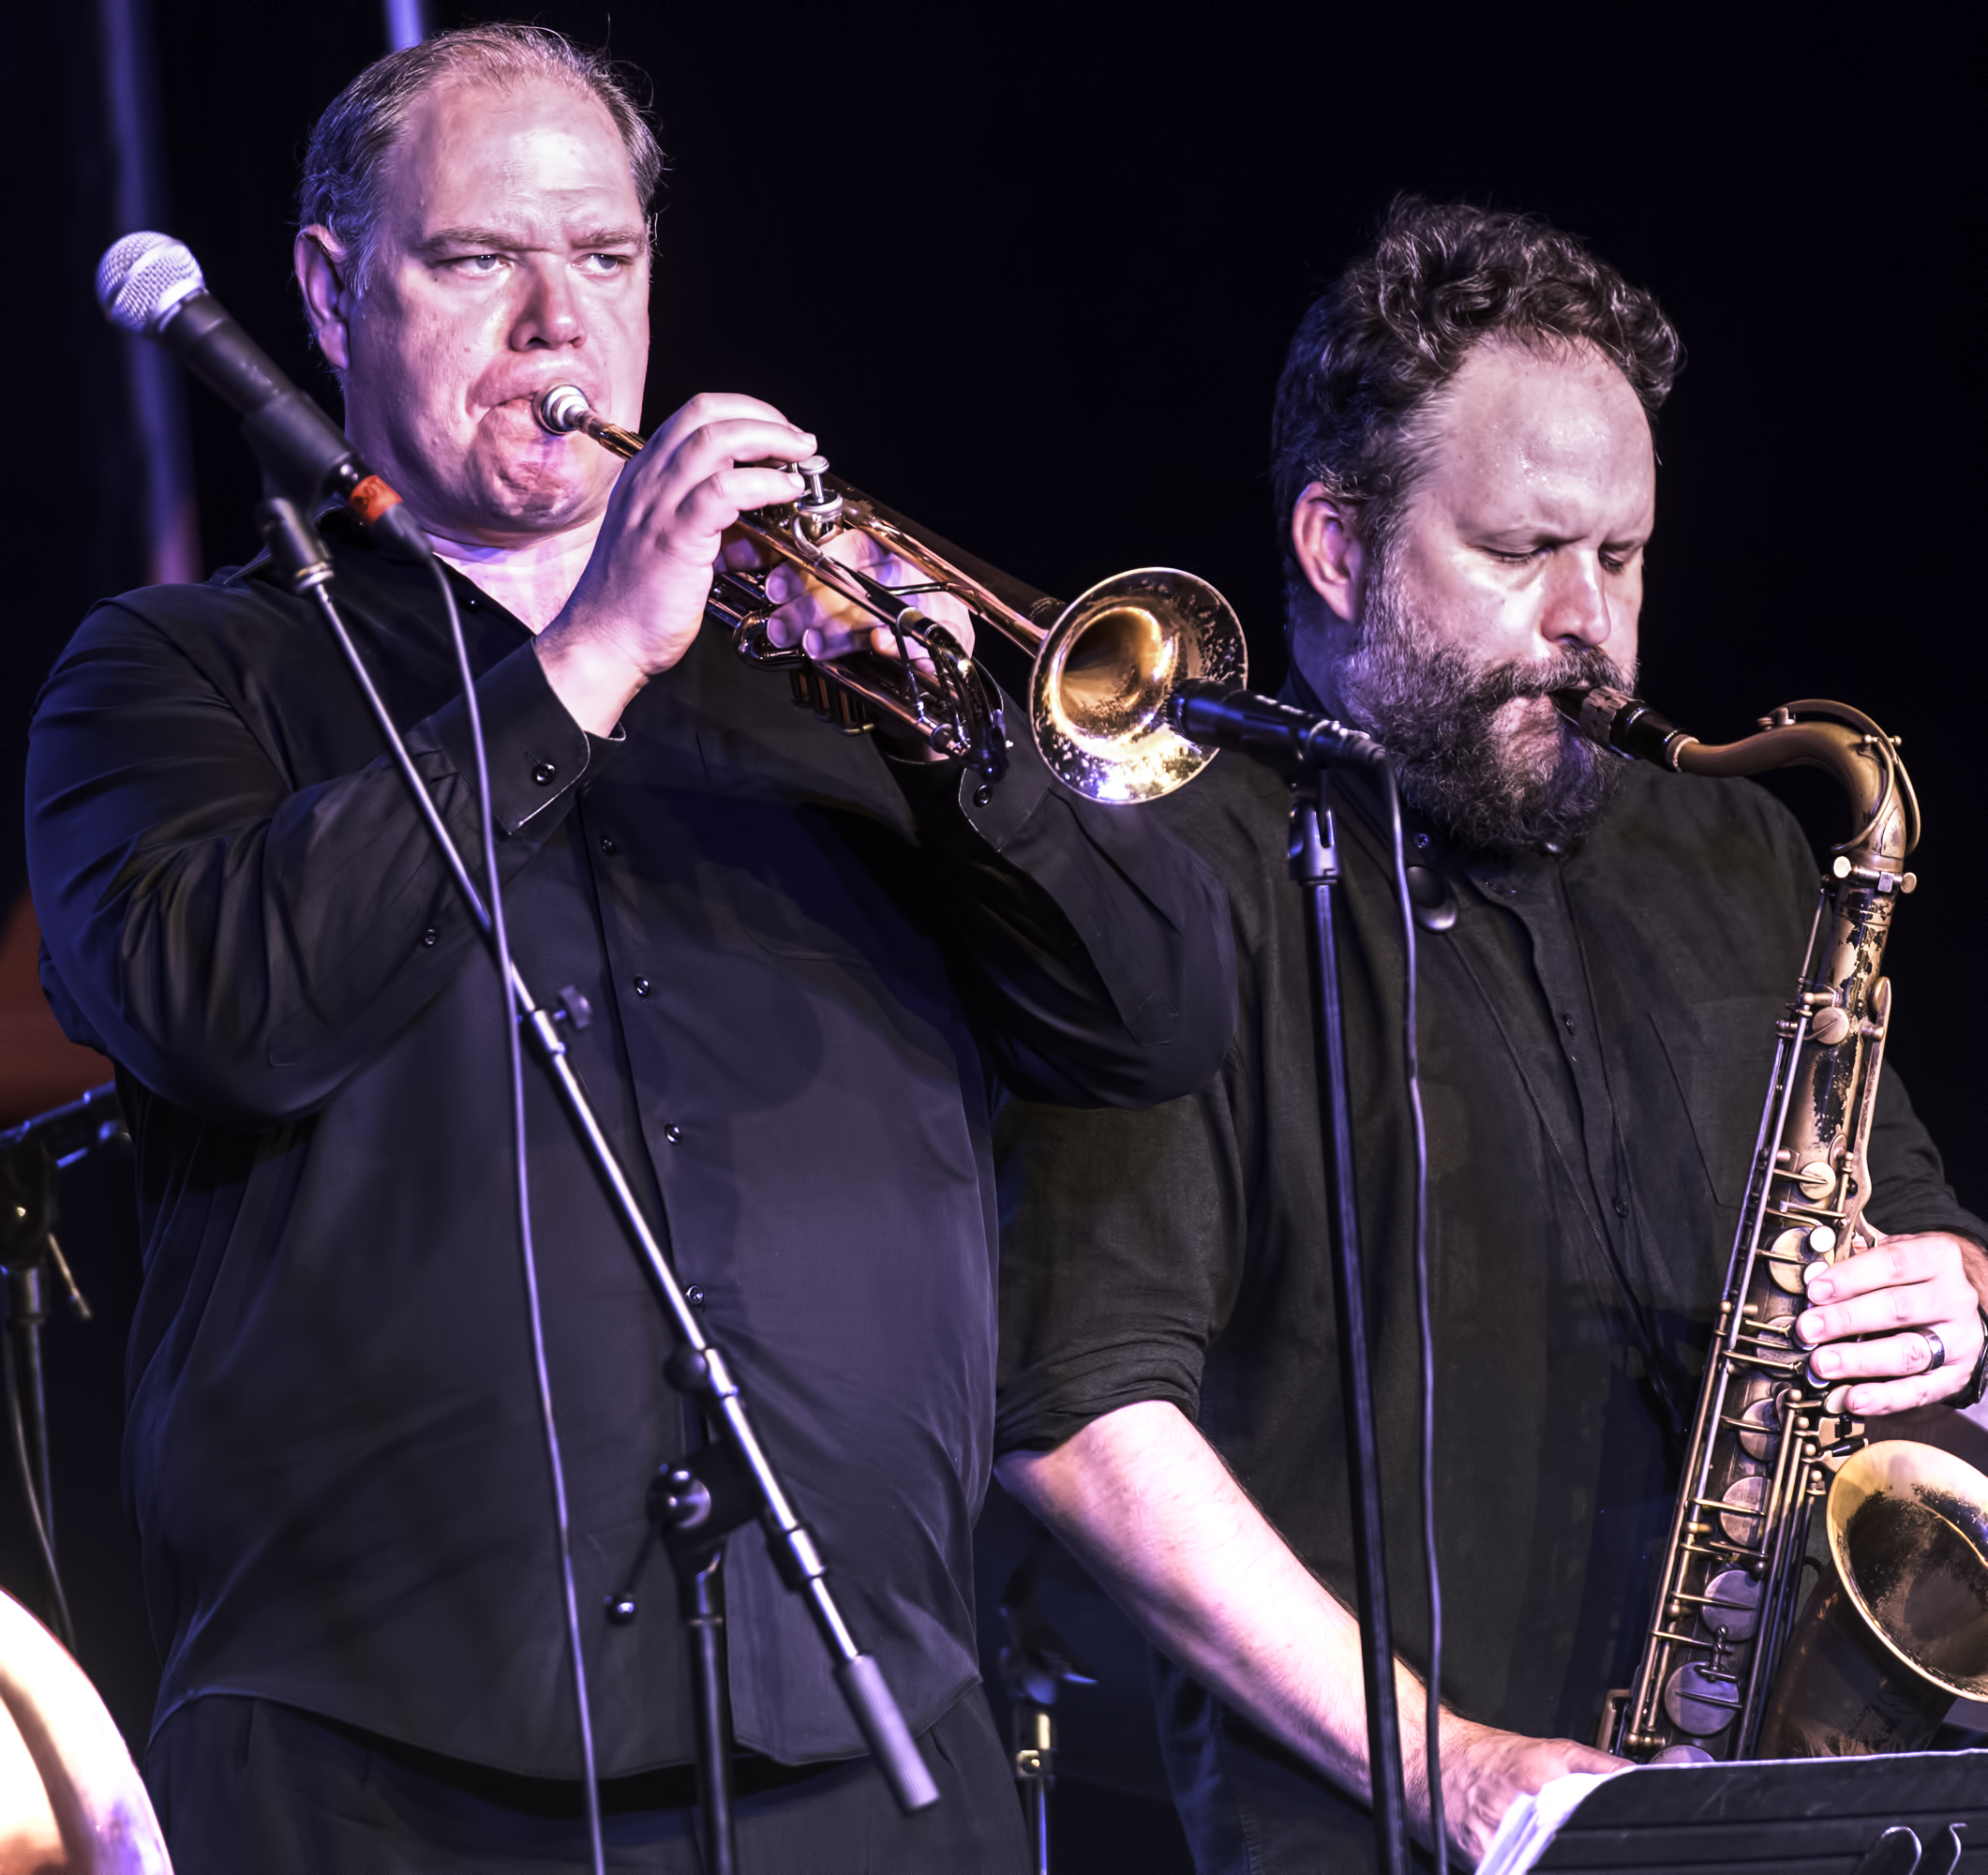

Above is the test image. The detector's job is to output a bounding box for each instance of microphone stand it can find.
[0,1084,123,1654]
[1169,685,1413,1875]
[255,499,939,1871]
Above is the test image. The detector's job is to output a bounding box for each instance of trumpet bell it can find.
[1032,569,1247,804]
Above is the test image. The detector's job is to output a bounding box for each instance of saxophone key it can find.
[1697,1568,1763,1642]
[1708,1472,1767,1546]
[1663,1662,1743,1736]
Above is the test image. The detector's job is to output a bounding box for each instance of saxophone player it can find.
[992,199,1988,1868]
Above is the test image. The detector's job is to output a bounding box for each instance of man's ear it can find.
[1290,483,1365,626]
[295,227,354,372]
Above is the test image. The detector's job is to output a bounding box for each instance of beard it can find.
[1335,561,1635,854]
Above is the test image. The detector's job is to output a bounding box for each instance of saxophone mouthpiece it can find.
[1551,686,1697,771]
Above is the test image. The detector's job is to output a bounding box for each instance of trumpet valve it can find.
[791,454,843,540]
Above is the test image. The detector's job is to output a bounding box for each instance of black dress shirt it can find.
[994,741,1984,1762]
[23,513,1235,1776]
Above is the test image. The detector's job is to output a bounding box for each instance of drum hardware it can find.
[1,1082,125,1651]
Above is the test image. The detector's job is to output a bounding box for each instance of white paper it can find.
[1473,1768,1630,1875]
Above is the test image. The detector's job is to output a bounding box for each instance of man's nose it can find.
[1540,550,1612,649]
[510,258,583,351]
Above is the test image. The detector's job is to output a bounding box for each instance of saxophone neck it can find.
[1552,688,1920,867]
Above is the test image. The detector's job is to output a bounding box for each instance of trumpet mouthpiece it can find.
[536,383,592,435]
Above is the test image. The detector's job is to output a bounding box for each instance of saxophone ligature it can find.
[534,385,1247,804]
[1555,685,1988,1762]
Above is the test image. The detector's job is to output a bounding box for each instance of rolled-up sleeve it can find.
[889,722,1235,1109]
[994,1066,1247,1453]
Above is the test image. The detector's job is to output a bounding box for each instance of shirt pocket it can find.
[1649,995,1785,1209]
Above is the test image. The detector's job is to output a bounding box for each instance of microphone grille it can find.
[97,232,206,335]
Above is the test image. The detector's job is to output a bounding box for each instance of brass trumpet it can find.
[534,384,1246,802]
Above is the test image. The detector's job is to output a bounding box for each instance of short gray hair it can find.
[298,23,665,294]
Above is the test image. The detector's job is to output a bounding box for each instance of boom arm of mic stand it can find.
[260,502,939,1816]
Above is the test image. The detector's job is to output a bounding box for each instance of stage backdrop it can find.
[0,3,1973,1849]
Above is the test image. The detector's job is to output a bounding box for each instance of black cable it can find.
[1383,767,1443,1875]
[2,1328,75,1651]
[431,562,605,1874]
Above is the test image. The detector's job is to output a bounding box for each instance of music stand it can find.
[1531,1749,1988,1874]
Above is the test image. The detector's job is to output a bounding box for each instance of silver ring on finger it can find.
[1922,1328,1948,1372]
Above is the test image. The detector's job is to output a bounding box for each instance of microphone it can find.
[95,232,429,561]
[1167,682,1389,771]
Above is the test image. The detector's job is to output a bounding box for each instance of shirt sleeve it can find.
[1747,787,1987,1248]
[27,588,611,1128]
[993,1067,1247,1454]
[1865,1064,1988,1247]
[885,721,1236,1109]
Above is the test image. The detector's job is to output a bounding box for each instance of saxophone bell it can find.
[1758,1440,1988,1756]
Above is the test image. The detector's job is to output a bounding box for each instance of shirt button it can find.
[422,927,438,947]
[1562,1013,1577,1033]
[664,1123,682,1145]
[633,976,651,997]
[532,761,558,786]
[599,834,618,856]
[1613,1199,1630,1217]
[685,1284,706,1309]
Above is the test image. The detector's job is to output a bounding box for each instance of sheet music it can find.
[1475,1768,1630,1875]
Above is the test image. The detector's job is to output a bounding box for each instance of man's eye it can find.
[450,254,506,276]
[578,253,631,276]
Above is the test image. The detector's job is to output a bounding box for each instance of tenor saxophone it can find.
[1555,688,1988,1762]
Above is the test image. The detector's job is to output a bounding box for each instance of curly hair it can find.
[298,23,665,297]
[1272,197,1682,619]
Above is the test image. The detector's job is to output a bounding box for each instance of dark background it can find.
[0,3,1976,1862]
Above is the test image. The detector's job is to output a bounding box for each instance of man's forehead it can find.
[383,73,642,236]
[1425,338,1654,524]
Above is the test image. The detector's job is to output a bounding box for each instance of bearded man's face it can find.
[1337,547,1634,850]
[1292,338,1657,852]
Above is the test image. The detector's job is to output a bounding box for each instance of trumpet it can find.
[534,385,1246,803]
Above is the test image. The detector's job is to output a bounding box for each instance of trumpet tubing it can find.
[534,385,1246,803]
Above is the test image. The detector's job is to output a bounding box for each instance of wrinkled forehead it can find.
[1418,336,1655,518]
[375,71,645,239]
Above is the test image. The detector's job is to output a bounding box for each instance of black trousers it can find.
[146,1690,1030,1873]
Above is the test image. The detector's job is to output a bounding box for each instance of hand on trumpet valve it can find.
[535,391,815,736]
[725,531,977,670]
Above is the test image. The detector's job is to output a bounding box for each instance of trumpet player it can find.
[993,198,1988,1868]
[24,24,1236,1872]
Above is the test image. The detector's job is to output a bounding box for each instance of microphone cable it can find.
[2,1331,75,1650]
[431,562,606,1875]
[1382,767,1443,1875]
